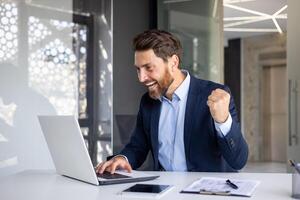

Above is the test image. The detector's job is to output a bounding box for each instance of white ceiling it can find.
[223,0,287,40]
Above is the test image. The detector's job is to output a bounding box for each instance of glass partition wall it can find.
[0,0,74,175]
[0,0,113,176]
[158,0,224,83]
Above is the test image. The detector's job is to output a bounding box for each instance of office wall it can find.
[224,39,241,120]
[0,0,75,176]
[112,0,149,153]
[241,33,286,161]
[287,0,300,165]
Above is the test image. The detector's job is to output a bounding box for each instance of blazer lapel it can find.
[150,99,161,168]
[184,76,205,160]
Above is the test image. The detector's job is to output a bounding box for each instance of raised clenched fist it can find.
[207,88,230,123]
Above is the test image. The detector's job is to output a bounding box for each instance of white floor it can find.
[241,162,287,173]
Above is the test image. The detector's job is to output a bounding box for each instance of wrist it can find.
[113,155,128,162]
[214,112,229,124]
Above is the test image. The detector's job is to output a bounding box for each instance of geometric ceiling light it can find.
[224,0,256,3]
[224,1,287,33]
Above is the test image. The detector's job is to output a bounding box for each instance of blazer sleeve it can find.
[215,87,249,170]
[119,99,150,169]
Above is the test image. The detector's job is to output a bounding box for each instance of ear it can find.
[170,54,179,70]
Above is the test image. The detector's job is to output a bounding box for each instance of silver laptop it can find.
[38,115,159,185]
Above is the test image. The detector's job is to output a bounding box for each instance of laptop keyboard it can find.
[97,171,131,179]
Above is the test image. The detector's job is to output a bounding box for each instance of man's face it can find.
[134,49,174,100]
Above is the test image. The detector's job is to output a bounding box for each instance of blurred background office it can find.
[0,0,299,176]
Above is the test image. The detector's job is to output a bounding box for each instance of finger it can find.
[96,162,105,173]
[211,89,221,96]
[123,163,132,173]
[105,165,112,173]
[207,100,214,107]
[215,88,226,94]
[209,92,230,104]
[208,95,219,102]
[212,89,228,98]
[209,90,223,100]
[215,89,230,99]
[98,162,108,174]
[95,163,103,173]
[207,101,217,112]
[109,160,120,174]
[99,160,113,174]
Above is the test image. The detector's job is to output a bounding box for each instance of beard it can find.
[148,68,174,100]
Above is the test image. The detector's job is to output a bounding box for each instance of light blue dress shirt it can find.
[158,71,232,171]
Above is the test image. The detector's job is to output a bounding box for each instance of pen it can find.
[199,189,231,196]
[289,159,300,174]
[226,179,238,189]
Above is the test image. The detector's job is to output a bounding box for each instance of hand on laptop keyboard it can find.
[95,155,132,174]
[96,171,131,179]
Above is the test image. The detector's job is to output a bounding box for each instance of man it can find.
[96,29,248,174]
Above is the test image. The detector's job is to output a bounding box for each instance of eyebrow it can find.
[135,63,151,69]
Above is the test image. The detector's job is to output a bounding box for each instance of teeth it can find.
[146,82,156,87]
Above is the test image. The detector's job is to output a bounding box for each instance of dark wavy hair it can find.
[133,29,183,66]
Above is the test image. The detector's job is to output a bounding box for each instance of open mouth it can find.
[146,82,157,89]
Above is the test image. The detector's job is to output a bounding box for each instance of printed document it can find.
[182,177,260,197]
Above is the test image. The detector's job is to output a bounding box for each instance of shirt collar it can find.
[174,70,190,101]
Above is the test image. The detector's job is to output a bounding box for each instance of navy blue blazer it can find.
[120,75,248,172]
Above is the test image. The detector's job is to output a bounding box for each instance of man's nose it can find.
[138,69,149,83]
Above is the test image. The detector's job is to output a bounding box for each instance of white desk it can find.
[0,170,292,200]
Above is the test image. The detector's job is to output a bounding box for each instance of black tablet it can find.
[122,184,173,198]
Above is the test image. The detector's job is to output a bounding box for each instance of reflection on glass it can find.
[98,124,104,135]
[105,143,112,155]
[98,21,113,159]
[28,37,78,115]
[75,25,88,119]
[28,16,51,45]
[0,156,18,169]
[158,0,223,82]
[27,17,88,117]
[96,141,112,163]
[0,97,17,127]
[100,14,107,25]
[99,40,108,60]
[100,70,106,88]
[0,133,8,142]
[84,139,89,149]
[98,120,110,136]
[0,1,18,62]
[81,127,89,136]
[50,19,74,31]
